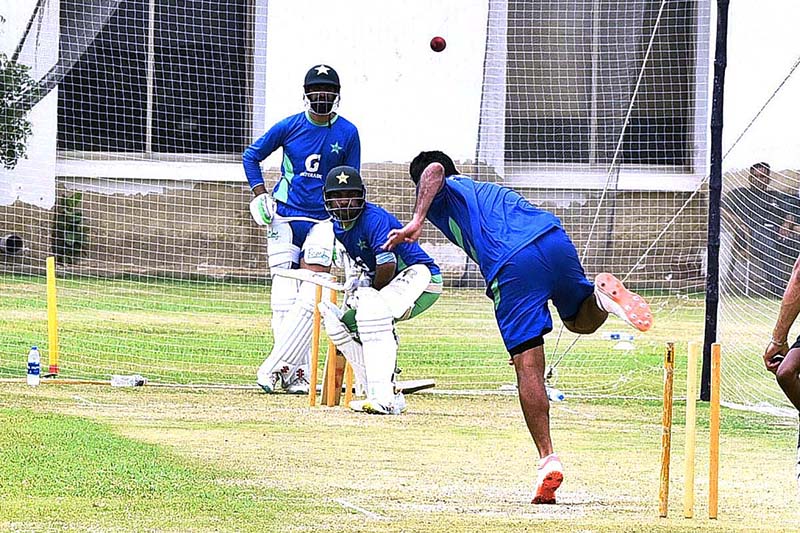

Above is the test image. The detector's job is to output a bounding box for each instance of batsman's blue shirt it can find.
[243,112,360,220]
[334,203,440,280]
[426,176,560,282]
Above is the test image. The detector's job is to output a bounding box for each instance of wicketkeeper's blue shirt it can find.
[426,176,561,282]
[335,203,440,280]
[243,112,360,220]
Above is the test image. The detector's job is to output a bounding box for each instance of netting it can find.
[1,0,711,398]
[716,1,800,417]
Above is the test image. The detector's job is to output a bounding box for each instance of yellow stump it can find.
[709,342,721,519]
[46,257,60,375]
[343,363,354,406]
[325,292,338,407]
[659,342,675,518]
[308,285,323,407]
[683,341,699,518]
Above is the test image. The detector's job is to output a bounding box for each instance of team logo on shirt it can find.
[330,142,342,154]
[357,238,368,250]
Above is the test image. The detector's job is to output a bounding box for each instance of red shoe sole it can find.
[531,471,563,504]
[595,273,653,332]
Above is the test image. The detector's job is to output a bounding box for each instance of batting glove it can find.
[343,276,371,294]
[249,193,276,226]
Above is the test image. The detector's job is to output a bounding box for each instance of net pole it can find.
[702,0,729,402]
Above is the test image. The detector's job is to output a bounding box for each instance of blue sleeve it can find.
[367,211,397,260]
[242,120,287,190]
[345,127,361,172]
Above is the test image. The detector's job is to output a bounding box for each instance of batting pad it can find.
[258,280,316,379]
[355,287,397,405]
[379,264,432,319]
[270,267,298,335]
[318,301,367,390]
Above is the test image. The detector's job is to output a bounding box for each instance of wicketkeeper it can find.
[318,165,442,415]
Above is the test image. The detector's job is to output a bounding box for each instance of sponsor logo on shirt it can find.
[301,154,323,179]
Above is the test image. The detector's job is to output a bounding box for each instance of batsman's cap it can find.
[304,64,340,89]
[324,166,364,193]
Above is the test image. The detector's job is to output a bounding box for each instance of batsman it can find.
[318,165,442,415]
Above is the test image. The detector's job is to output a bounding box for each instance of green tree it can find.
[1,42,40,169]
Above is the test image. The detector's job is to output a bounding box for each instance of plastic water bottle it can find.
[546,386,565,402]
[602,332,635,341]
[27,346,41,386]
[111,374,147,387]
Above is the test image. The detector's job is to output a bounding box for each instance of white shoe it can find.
[351,392,406,415]
[532,453,563,504]
[594,273,652,332]
[284,367,310,395]
[257,371,281,394]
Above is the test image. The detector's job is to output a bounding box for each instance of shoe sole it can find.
[531,471,563,504]
[595,273,653,332]
[362,403,405,415]
[362,403,390,415]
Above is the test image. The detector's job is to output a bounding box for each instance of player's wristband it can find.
[769,337,788,346]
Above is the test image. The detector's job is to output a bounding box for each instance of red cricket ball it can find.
[430,36,446,53]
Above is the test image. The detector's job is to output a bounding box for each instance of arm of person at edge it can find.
[383,162,445,251]
[764,255,800,373]
[372,261,396,291]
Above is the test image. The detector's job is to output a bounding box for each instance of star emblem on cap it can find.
[315,65,330,75]
[336,172,349,184]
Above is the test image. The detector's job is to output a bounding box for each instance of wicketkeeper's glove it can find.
[249,193,276,226]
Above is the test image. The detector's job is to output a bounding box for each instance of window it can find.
[58,0,249,154]
[505,0,698,168]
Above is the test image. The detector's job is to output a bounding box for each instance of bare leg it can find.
[513,345,553,458]
[563,293,608,335]
[776,347,800,411]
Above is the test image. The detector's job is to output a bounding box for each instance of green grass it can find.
[0,385,797,531]
[0,406,334,531]
[0,275,797,531]
[0,274,706,398]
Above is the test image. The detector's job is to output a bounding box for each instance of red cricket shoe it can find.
[595,273,653,332]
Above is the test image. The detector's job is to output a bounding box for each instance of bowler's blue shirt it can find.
[426,176,560,282]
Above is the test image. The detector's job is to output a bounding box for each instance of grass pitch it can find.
[1,384,798,532]
[0,275,797,530]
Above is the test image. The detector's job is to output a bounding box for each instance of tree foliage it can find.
[1,52,40,170]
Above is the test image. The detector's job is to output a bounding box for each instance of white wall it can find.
[0,0,58,209]
[722,1,800,172]
[260,0,488,169]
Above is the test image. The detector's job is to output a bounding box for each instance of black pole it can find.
[702,0,729,401]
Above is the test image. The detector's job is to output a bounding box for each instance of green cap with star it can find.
[304,64,340,89]
[324,166,364,194]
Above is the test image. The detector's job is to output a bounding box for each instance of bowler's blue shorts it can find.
[485,227,594,354]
